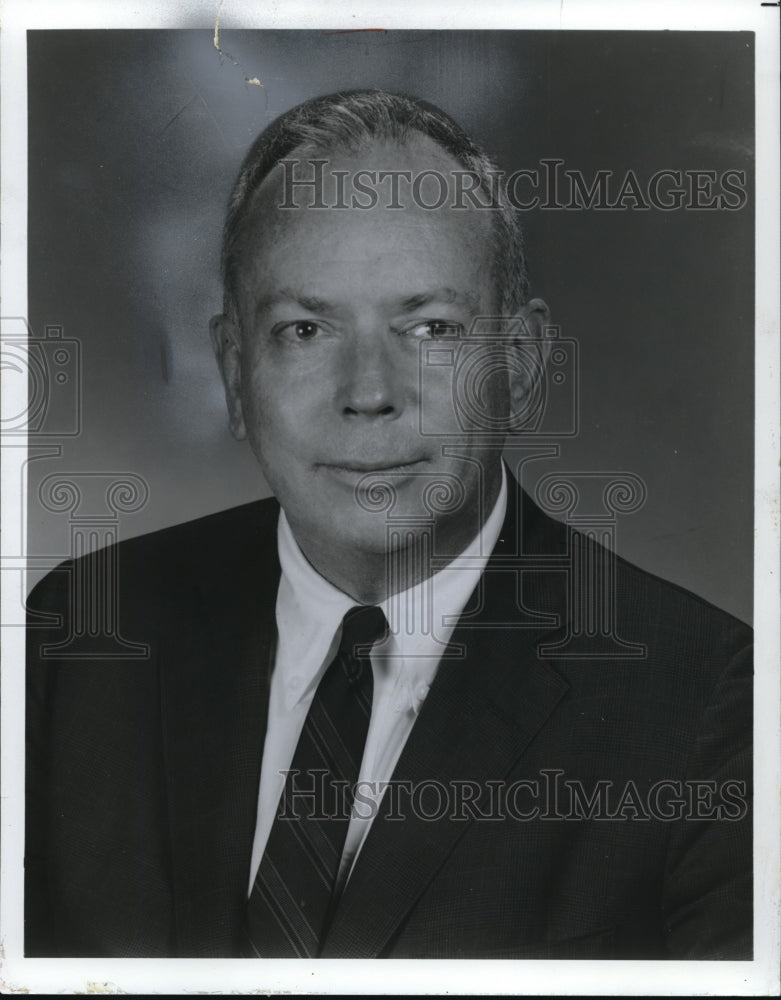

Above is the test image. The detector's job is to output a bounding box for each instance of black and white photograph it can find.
[1,0,778,994]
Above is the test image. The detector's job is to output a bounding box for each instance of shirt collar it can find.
[275,463,508,713]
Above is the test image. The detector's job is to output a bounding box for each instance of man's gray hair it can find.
[221,89,528,323]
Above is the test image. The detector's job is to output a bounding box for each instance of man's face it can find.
[213,135,540,573]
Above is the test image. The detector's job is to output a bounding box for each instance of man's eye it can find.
[405,321,463,339]
[291,320,321,340]
[275,320,324,341]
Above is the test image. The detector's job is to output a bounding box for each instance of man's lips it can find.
[319,459,427,473]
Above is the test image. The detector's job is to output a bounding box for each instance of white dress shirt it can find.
[247,464,508,895]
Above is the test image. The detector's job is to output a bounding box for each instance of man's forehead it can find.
[242,131,481,225]
[229,131,499,314]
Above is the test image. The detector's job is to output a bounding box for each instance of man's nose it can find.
[338,331,403,419]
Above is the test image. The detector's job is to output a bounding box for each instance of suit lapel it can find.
[159,501,281,956]
[322,479,571,958]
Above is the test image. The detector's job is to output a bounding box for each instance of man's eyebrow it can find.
[253,286,480,316]
[396,287,480,313]
[254,289,338,314]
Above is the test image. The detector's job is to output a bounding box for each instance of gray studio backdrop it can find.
[26,29,754,623]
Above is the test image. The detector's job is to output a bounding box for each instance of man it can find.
[25,90,752,959]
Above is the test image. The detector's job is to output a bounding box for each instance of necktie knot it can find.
[338,605,388,662]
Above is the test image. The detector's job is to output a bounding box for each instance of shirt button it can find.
[415,682,430,700]
[289,675,302,690]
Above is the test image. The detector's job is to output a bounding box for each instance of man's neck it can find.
[287,463,505,605]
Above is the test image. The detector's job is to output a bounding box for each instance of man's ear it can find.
[209,313,247,440]
[508,297,552,417]
[516,297,552,342]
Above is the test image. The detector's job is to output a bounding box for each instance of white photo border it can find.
[1,0,778,994]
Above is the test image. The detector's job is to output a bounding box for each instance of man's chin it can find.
[299,506,430,559]
[322,510,403,554]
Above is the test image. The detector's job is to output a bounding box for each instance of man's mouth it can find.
[320,459,426,474]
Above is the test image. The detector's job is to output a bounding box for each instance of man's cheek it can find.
[416,369,460,436]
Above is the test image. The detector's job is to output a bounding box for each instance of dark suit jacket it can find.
[25,475,752,959]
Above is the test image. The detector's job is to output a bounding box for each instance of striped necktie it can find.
[244,604,387,957]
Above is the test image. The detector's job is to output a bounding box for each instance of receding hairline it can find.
[220,89,529,321]
[235,130,496,245]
